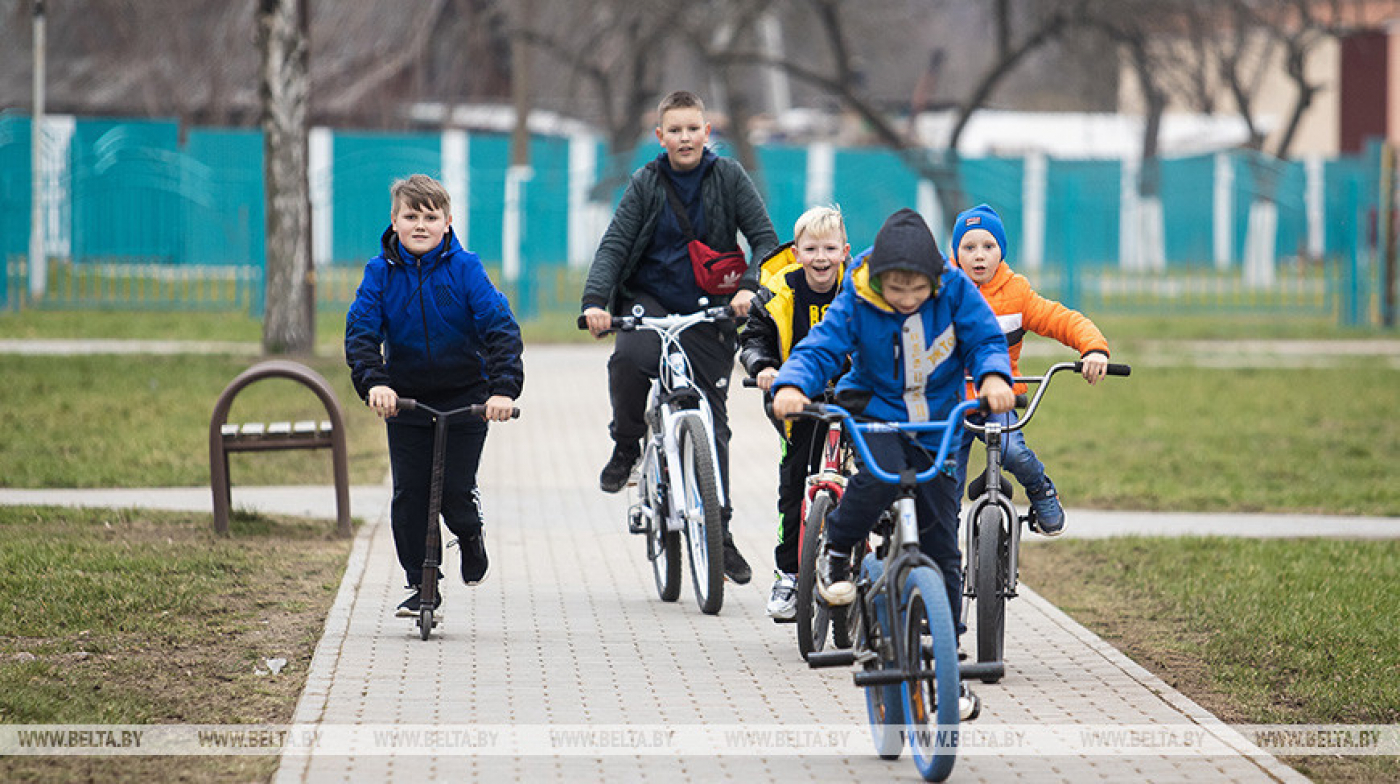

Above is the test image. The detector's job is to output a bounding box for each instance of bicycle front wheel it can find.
[678,417,724,615]
[900,566,960,782]
[974,504,1007,677]
[641,442,681,602]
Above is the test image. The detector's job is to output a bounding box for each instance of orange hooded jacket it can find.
[954,260,1109,395]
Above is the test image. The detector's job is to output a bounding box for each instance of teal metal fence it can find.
[0,114,1389,326]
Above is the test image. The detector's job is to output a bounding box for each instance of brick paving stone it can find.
[204,344,1305,783]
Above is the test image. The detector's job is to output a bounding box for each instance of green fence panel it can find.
[185,128,264,267]
[0,114,30,272]
[70,119,182,264]
[465,132,509,265]
[833,148,918,246]
[1161,154,1215,266]
[1044,159,1120,268]
[331,131,442,266]
[522,133,570,267]
[755,144,808,242]
[957,156,1025,261]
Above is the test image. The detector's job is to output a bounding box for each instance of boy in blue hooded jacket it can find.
[770,208,1014,640]
[346,174,524,618]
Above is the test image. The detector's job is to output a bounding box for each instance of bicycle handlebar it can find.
[396,399,521,420]
[788,399,983,486]
[576,305,738,335]
[962,360,1130,435]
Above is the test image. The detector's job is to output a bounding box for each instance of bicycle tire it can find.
[974,504,1007,679]
[859,553,904,760]
[641,442,681,602]
[796,491,834,659]
[678,417,724,615]
[900,566,961,782]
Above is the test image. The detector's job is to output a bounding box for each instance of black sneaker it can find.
[599,441,641,493]
[816,546,855,605]
[460,533,489,586]
[722,538,752,584]
[395,587,442,618]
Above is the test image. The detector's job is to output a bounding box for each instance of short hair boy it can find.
[739,205,850,620]
[950,203,1110,535]
[580,90,780,584]
[345,173,524,617]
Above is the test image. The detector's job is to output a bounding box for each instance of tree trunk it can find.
[258,0,314,355]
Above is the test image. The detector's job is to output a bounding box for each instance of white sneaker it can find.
[766,572,798,621]
[816,547,856,606]
[958,683,981,721]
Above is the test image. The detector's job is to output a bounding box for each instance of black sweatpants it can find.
[387,417,488,587]
[607,293,737,525]
[772,416,826,575]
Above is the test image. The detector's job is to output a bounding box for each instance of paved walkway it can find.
[7,344,1397,781]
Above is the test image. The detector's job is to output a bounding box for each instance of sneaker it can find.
[722,537,752,584]
[599,441,641,494]
[1025,476,1065,536]
[958,682,981,721]
[395,586,442,618]
[816,546,855,606]
[766,572,798,621]
[460,533,489,585]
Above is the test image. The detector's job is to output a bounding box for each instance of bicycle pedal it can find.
[627,506,646,534]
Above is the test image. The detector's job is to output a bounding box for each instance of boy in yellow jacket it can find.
[950,204,1109,534]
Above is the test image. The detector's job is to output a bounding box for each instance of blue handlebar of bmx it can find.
[797,398,983,485]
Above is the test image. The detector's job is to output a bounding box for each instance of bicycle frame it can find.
[628,309,729,534]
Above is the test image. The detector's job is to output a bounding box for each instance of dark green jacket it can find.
[581,153,779,314]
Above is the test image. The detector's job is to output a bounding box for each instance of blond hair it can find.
[390,174,450,216]
[657,90,705,125]
[793,205,847,246]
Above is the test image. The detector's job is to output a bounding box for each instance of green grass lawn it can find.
[0,506,349,783]
[1022,537,1400,784]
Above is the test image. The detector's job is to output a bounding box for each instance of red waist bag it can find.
[656,164,749,296]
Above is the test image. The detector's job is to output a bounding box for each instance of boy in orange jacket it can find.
[950,204,1109,535]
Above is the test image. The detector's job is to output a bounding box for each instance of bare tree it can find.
[259,0,314,354]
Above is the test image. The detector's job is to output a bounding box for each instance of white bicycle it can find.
[582,305,735,614]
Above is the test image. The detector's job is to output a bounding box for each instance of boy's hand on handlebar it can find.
[1080,351,1109,385]
[368,385,399,419]
[482,395,516,422]
[728,289,755,317]
[755,366,779,392]
[977,375,1016,415]
[582,307,613,338]
[770,386,810,419]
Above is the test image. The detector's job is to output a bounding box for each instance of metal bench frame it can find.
[209,359,351,536]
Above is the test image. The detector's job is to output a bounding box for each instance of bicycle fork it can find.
[963,422,1021,603]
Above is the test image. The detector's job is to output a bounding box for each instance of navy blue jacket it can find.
[345,227,524,419]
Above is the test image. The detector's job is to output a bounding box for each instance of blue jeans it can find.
[825,431,965,635]
[955,410,1048,497]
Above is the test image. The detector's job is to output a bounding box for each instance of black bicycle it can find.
[395,399,519,641]
[960,360,1129,680]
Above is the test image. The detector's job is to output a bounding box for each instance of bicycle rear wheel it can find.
[678,418,724,614]
[641,442,681,602]
[859,554,904,760]
[974,504,1007,678]
[900,566,960,781]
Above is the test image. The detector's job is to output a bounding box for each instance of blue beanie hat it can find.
[951,204,1008,264]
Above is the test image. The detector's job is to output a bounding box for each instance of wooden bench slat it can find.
[267,421,293,436]
[239,422,266,437]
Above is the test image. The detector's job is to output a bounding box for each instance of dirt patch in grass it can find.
[1020,541,1397,784]
[0,507,352,783]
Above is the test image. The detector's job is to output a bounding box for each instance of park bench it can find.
[208,359,351,537]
